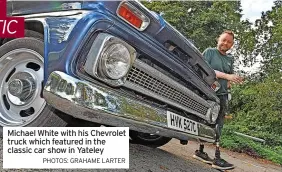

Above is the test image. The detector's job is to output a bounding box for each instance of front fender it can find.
[23,10,114,84]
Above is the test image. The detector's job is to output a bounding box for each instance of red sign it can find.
[0,0,24,38]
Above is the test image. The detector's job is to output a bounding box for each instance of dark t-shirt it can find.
[203,48,234,95]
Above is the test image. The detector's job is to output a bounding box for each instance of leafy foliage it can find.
[229,77,282,135]
[225,1,282,164]
[255,0,282,76]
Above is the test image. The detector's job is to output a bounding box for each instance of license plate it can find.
[167,111,198,135]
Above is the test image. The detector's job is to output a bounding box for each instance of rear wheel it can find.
[130,130,172,148]
[0,37,67,137]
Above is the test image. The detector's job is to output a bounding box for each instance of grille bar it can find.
[126,65,209,116]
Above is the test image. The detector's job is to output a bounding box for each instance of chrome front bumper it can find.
[43,71,216,142]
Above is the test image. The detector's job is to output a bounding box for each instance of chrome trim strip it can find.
[43,71,216,142]
[18,10,88,18]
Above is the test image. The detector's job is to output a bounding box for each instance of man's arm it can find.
[215,70,243,84]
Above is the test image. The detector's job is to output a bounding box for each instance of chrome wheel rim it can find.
[0,48,46,126]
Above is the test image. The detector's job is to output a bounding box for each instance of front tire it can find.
[0,37,67,137]
[130,130,172,148]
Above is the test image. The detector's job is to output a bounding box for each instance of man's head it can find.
[217,30,234,54]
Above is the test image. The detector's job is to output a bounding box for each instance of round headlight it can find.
[101,43,131,80]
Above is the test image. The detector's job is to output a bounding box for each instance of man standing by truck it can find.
[193,30,243,170]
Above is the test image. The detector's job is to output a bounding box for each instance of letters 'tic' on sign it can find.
[0,0,24,38]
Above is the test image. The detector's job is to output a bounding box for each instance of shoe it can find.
[212,158,235,170]
[193,150,213,164]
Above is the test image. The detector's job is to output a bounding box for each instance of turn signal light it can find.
[118,5,142,28]
[117,2,150,31]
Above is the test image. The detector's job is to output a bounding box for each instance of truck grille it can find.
[126,66,209,115]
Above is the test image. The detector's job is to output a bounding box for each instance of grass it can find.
[220,124,282,165]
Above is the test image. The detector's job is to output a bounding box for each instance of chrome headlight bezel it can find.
[84,33,136,86]
[207,101,220,124]
[211,104,220,123]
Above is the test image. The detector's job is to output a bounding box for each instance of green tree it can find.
[255,0,282,77]
[228,0,282,139]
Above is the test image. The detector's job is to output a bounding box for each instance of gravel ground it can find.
[0,137,217,172]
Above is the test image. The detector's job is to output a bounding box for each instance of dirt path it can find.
[1,138,281,172]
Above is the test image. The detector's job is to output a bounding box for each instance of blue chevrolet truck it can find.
[0,1,221,147]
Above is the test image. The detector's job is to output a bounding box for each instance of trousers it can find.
[216,94,228,138]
